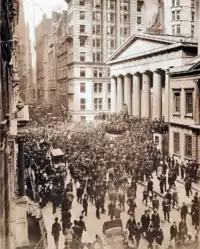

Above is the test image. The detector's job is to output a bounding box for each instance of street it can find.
[42,171,197,249]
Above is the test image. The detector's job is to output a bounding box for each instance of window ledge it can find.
[184,113,193,119]
[173,112,181,117]
[173,153,180,158]
[184,156,193,161]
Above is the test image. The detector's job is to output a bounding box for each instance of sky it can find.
[23,0,67,65]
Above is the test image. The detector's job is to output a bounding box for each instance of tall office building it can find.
[164,0,196,36]
[35,15,52,106]
[65,0,147,121]
[15,0,33,104]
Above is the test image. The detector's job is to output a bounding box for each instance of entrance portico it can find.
[107,33,197,121]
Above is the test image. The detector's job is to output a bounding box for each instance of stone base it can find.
[153,133,163,152]
[15,196,29,248]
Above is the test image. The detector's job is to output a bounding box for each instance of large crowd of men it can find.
[24,108,199,249]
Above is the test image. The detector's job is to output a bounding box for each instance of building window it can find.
[137,16,142,25]
[108,83,111,93]
[176,0,180,6]
[176,10,181,20]
[107,13,115,22]
[80,11,85,20]
[96,12,101,21]
[107,40,115,49]
[80,83,85,93]
[124,27,129,36]
[173,132,180,154]
[80,38,85,47]
[99,68,102,77]
[172,0,175,7]
[107,0,115,9]
[172,25,175,34]
[93,68,98,77]
[191,11,195,22]
[80,0,85,6]
[96,25,101,35]
[124,14,128,23]
[185,91,193,114]
[185,135,192,157]
[191,0,195,8]
[94,98,103,110]
[96,39,100,47]
[107,26,116,35]
[94,83,103,93]
[176,25,181,34]
[95,0,101,8]
[80,116,86,121]
[80,25,85,33]
[96,52,101,62]
[80,98,86,111]
[174,92,180,113]
[191,24,195,36]
[108,98,111,110]
[80,52,85,61]
[80,67,86,77]
[93,68,103,77]
[137,1,142,12]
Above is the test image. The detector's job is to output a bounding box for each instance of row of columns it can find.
[111,70,165,120]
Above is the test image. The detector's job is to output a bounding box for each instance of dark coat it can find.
[170,225,178,237]
[151,213,160,227]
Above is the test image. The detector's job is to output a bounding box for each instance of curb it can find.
[137,180,192,207]
[137,180,165,199]
[176,179,200,193]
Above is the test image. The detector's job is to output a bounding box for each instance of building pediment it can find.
[188,56,200,70]
[107,33,197,64]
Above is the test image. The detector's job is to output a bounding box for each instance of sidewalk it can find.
[176,177,200,192]
[137,172,197,206]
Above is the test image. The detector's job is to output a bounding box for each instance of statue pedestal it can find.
[15,196,29,247]
[153,133,163,152]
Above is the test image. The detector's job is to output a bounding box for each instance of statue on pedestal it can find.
[143,0,164,34]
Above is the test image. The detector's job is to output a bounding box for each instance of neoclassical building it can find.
[106,33,198,122]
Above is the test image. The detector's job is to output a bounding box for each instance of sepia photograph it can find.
[0,0,200,249]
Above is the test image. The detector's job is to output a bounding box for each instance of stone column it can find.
[141,71,150,117]
[124,74,132,114]
[103,81,108,111]
[17,137,25,197]
[117,75,123,112]
[111,77,117,112]
[132,73,141,116]
[163,70,169,122]
[0,133,5,249]
[16,135,29,248]
[152,70,162,120]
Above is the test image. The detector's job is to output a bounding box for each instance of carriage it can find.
[102,219,126,249]
[50,148,67,177]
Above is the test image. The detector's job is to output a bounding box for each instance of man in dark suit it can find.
[170,221,178,241]
[126,213,136,243]
[151,209,160,229]
[141,210,151,236]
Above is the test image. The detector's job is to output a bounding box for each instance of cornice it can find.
[107,43,197,65]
